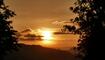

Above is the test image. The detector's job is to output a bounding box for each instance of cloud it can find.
[21,28,32,33]
[52,21,67,25]
[20,28,42,40]
[52,20,74,25]
[52,20,80,29]
[24,34,36,37]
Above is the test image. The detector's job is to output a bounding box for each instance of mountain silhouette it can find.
[4,44,78,60]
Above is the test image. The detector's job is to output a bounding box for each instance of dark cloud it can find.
[19,29,43,40]
[21,33,42,40]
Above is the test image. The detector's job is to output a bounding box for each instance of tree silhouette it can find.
[0,0,18,60]
[61,25,76,33]
[66,0,105,60]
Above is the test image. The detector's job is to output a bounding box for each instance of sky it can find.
[5,0,76,32]
[5,0,79,51]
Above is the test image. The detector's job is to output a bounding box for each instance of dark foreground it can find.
[4,44,77,60]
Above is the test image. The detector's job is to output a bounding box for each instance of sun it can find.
[41,30,53,44]
[41,31,53,40]
[37,28,54,44]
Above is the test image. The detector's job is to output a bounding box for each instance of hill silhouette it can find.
[4,44,77,60]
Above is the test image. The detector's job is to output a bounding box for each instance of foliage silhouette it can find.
[0,0,19,60]
[64,0,105,60]
[61,25,76,33]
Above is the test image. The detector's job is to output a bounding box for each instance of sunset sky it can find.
[6,0,76,31]
[5,0,80,51]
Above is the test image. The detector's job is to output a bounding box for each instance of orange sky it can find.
[5,0,76,31]
[5,0,80,51]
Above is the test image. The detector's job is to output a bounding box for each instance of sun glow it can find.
[42,31,53,40]
[37,28,54,44]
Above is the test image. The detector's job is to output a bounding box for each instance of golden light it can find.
[41,31,53,40]
[37,28,54,44]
